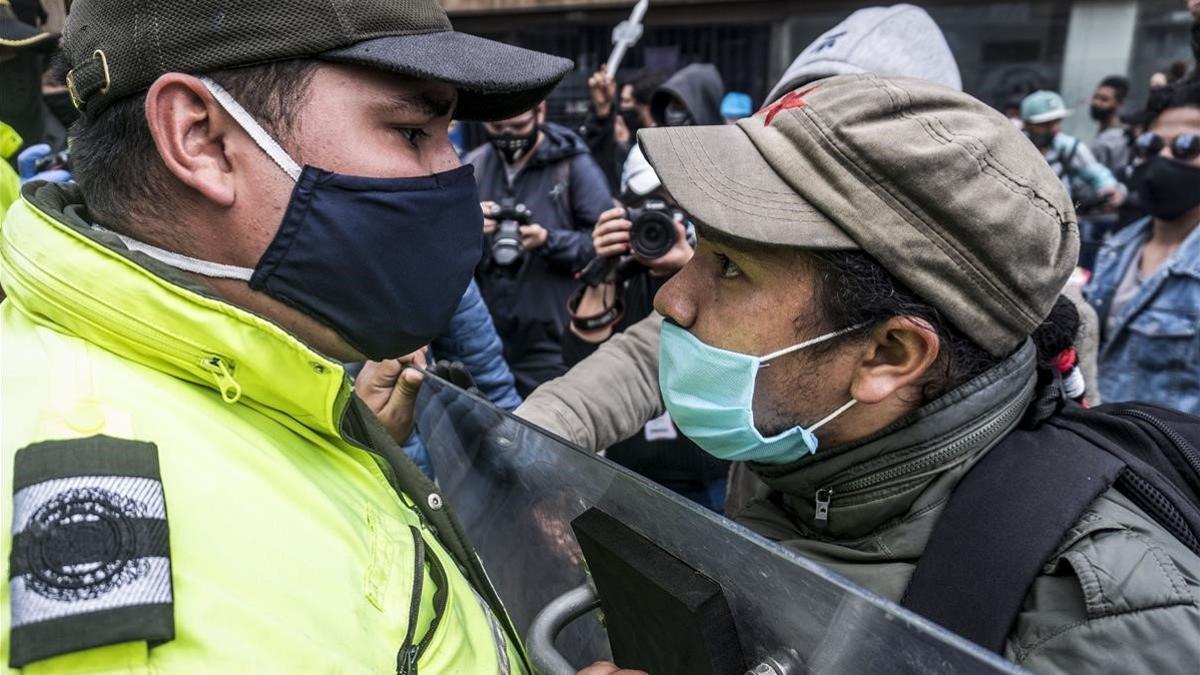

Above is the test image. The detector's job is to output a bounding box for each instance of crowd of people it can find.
[2,0,1200,673]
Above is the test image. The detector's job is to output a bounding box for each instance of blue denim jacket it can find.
[1085,217,1200,414]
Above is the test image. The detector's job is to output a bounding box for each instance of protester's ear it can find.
[848,317,941,405]
[144,73,237,208]
[536,101,548,125]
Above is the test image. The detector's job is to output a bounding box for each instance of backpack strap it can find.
[1059,138,1080,182]
[900,423,1125,653]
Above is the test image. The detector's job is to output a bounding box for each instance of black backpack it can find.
[900,373,1200,653]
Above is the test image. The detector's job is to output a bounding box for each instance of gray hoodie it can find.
[766,4,961,105]
[650,63,725,126]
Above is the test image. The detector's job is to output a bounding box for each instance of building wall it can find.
[443,0,730,12]
[448,0,1195,146]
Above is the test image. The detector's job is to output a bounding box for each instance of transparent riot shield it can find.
[416,375,1025,675]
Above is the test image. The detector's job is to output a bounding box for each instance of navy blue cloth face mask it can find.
[118,78,484,361]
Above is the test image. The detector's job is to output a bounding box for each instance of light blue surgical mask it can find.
[659,321,863,464]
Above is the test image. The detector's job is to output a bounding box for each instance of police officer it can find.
[0,0,569,671]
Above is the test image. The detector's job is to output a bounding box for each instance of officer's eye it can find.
[716,253,742,279]
[396,127,429,147]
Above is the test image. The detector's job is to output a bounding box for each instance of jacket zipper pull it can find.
[203,356,243,404]
[815,488,833,526]
[397,645,419,675]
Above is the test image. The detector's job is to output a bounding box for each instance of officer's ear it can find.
[848,316,941,405]
[144,73,237,208]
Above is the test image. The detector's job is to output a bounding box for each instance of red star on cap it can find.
[759,85,820,126]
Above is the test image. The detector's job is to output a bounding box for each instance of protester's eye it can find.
[396,127,429,147]
[715,253,742,279]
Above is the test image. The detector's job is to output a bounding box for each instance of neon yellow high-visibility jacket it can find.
[0,123,22,219]
[0,182,527,673]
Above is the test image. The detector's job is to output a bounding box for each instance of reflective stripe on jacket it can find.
[1,183,525,673]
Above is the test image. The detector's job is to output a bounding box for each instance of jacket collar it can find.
[747,340,1036,541]
[1,183,351,437]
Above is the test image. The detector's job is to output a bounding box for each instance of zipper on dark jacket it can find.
[810,391,1027,527]
[1112,407,1200,478]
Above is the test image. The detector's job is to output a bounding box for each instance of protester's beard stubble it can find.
[753,335,838,438]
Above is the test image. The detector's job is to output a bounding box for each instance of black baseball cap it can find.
[0,0,56,52]
[62,0,572,121]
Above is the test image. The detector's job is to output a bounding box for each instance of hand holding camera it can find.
[591,201,694,275]
[483,198,539,265]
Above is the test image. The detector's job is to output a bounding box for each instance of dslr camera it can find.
[626,199,682,260]
[490,198,533,266]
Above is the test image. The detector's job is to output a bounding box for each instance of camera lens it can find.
[492,221,524,266]
[630,210,676,259]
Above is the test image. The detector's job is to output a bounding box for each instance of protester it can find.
[581,67,663,193]
[1089,75,1132,177]
[720,91,752,124]
[565,150,729,511]
[0,0,573,670]
[520,2,969,450]
[611,63,724,216]
[650,63,724,127]
[0,0,61,154]
[1086,79,1200,414]
[1021,90,1126,209]
[579,73,1200,675]
[469,102,612,396]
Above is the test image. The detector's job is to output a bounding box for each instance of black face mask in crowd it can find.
[664,106,696,127]
[487,125,538,165]
[1089,105,1116,123]
[1025,129,1055,148]
[619,107,643,137]
[1138,156,1200,221]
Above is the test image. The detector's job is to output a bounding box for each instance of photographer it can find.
[564,151,729,512]
[468,101,612,395]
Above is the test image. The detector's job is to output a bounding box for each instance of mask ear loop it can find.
[198,76,302,182]
[806,398,857,433]
[759,322,871,366]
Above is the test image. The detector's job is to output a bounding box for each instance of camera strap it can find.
[567,285,625,332]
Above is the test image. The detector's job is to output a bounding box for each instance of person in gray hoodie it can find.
[651,63,725,127]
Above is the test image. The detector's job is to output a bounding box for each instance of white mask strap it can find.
[115,233,255,281]
[760,321,871,363]
[199,76,302,182]
[806,398,857,434]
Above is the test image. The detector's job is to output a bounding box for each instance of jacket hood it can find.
[651,63,725,126]
[530,121,592,165]
[0,183,352,437]
[765,4,961,105]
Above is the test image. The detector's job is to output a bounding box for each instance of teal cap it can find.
[1020,90,1070,124]
[721,92,753,119]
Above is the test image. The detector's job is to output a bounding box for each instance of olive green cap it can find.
[62,0,572,121]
